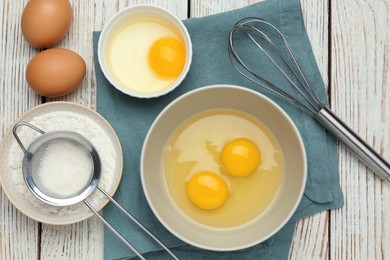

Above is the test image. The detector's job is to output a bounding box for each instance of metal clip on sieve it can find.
[13,122,179,260]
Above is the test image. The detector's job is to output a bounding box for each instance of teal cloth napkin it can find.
[93,0,344,259]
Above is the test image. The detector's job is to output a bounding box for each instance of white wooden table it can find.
[1,0,389,259]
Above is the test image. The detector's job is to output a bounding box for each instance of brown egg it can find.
[21,0,72,48]
[26,48,86,97]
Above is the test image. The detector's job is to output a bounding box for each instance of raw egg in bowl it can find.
[141,85,307,251]
[98,5,192,98]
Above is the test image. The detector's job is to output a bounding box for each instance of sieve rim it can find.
[22,131,101,206]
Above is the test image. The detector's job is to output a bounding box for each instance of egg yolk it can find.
[148,37,186,78]
[221,138,261,177]
[187,171,228,210]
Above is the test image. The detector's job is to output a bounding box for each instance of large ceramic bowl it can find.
[141,85,307,251]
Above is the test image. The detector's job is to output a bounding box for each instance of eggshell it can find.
[21,0,72,48]
[26,48,86,97]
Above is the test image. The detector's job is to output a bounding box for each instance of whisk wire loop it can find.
[247,24,322,110]
[228,46,315,113]
[229,17,323,114]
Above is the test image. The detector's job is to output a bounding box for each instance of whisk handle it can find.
[315,107,390,182]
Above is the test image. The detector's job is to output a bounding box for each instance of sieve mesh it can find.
[29,137,94,200]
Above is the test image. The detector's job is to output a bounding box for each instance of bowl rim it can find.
[141,84,307,251]
[97,4,193,99]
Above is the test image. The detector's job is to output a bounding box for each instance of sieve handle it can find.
[315,106,390,182]
[83,200,146,260]
[12,122,46,154]
[96,186,179,260]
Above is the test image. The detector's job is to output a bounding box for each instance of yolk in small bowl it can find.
[148,37,186,78]
[187,171,228,210]
[221,138,261,177]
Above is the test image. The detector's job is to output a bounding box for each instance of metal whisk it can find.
[228,17,389,182]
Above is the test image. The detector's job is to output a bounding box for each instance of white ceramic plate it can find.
[0,102,123,225]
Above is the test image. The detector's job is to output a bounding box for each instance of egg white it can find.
[107,19,181,93]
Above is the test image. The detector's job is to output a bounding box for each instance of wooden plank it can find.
[37,0,109,257]
[0,0,41,259]
[39,0,188,259]
[330,0,390,259]
[290,212,329,259]
[4,1,388,259]
[290,0,329,259]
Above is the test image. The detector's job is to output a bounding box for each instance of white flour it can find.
[5,109,120,221]
[35,139,93,199]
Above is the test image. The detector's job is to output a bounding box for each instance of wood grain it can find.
[331,0,390,259]
[0,0,41,259]
[290,1,330,259]
[1,0,389,259]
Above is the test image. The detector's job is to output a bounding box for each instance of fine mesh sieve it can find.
[13,121,178,260]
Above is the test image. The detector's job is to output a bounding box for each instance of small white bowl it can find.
[98,5,192,98]
[141,85,307,251]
